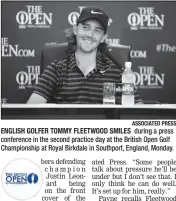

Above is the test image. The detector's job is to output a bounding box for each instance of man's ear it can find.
[101,33,108,43]
[73,25,78,35]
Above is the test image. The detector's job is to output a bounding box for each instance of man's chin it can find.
[83,50,94,53]
[81,47,96,53]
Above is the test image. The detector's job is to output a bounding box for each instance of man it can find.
[27,6,142,104]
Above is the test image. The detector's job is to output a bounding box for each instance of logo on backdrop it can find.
[106,38,120,45]
[156,44,176,52]
[1,37,35,57]
[1,158,43,200]
[134,66,165,89]
[130,50,147,59]
[128,7,165,30]
[68,6,113,26]
[16,65,40,89]
[16,5,53,29]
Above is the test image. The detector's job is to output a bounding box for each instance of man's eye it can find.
[95,29,102,34]
[82,26,89,30]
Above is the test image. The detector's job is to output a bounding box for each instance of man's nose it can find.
[86,30,94,37]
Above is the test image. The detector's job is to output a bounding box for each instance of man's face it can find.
[74,19,107,53]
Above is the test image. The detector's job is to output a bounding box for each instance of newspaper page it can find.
[1,1,176,201]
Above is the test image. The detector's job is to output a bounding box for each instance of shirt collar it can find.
[96,51,116,73]
[68,53,77,69]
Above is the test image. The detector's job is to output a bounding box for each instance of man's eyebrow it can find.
[80,22,104,31]
[95,26,104,31]
[80,22,90,26]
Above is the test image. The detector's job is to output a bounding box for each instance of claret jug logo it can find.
[68,6,113,26]
[1,37,35,57]
[16,65,40,89]
[16,5,53,29]
[128,7,165,30]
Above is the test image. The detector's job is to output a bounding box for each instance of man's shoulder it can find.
[51,52,73,68]
[53,57,68,67]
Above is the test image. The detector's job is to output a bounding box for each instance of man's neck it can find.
[75,50,97,77]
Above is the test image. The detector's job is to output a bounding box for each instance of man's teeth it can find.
[84,39,93,44]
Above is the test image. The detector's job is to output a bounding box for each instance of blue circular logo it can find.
[27,173,38,184]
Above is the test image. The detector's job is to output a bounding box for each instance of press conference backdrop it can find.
[1,1,176,104]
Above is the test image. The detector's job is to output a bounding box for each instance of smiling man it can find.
[27,6,142,104]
